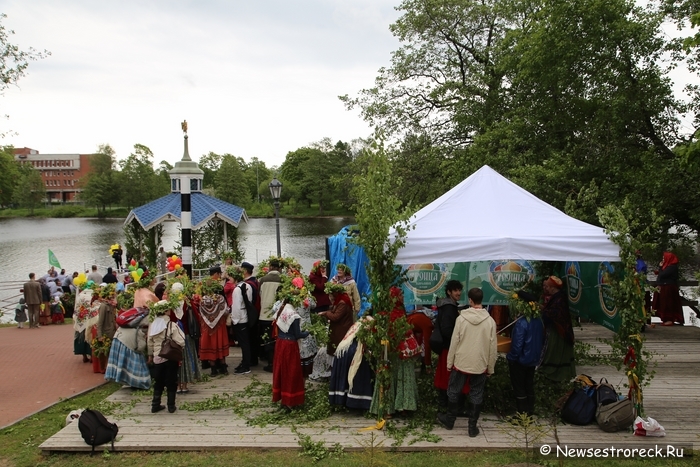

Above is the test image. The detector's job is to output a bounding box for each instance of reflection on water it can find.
[0,216,353,317]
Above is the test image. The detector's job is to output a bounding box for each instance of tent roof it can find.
[392,165,620,264]
[124,193,248,231]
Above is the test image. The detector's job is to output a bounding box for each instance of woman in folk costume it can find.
[308,260,330,313]
[73,284,96,363]
[91,284,117,373]
[328,316,375,410]
[539,276,576,382]
[148,299,186,413]
[319,282,355,356]
[331,264,361,320]
[272,277,311,409]
[51,296,65,324]
[369,286,419,417]
[653,252,685,326]
[197,275,230,376]
[105,309,151,390]
[169,281,201,392]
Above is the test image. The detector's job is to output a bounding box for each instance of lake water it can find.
[0,216,353,320]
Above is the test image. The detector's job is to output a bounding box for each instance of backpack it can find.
[78,409,119,454]
[561,388,597,425]
[596,378,618,406]
[116,307,148,328]
[239,283,258,327]
[596,398,636,432]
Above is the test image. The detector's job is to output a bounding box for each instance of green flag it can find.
[48,249,61,269]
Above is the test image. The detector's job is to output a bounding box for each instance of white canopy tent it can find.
[392,165,620,264]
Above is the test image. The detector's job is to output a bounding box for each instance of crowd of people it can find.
[13,250,691,433]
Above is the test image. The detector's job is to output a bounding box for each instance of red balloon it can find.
[130,259,137,266]
[168,265,175,271]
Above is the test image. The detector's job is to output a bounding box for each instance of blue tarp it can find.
[327,226,371,316]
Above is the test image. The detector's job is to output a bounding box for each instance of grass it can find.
[0,206,129,219]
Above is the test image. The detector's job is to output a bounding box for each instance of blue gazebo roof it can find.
[124,193,248,231]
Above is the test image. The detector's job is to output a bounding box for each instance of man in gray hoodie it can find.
[437,288,497,437]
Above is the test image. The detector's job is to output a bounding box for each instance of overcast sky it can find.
[1,0,401,168]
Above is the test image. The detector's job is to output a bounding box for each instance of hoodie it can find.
[446,307,497,375]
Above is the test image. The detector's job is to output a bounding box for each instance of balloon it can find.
[74,273,87,286]
[137,268,144,276]
[86,280,95,287]
[130,259,137,266]
[175,258,182,265]
[168,265,175,271]
[131,271,138,280]
[171,255,178,261]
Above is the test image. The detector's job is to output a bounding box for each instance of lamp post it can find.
[269,177,283,257]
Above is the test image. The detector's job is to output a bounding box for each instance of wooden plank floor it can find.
[40,323,700,453]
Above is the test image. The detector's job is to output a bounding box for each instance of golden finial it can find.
[181,120,188,134]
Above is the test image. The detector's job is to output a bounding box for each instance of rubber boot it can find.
[437,401,459,430]
[515,397,528,415]
[457,394,470,417]
[210,360,219,376]
[436,389,448,414]
[151,390,165,413]
[167,390,177,413]
[526,395,535,416]
[218,361,229,376]
[468,403,482,438]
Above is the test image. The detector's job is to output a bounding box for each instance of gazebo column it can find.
[223,220,228,250]
[181,175,192,278]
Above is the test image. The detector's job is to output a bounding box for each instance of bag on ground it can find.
[596,378,618,406]
[561,388,596,425]
[78,409,119,453]
[596,398,636,432]
[634,416,666,437]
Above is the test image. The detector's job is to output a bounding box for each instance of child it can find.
[15,298,28,328]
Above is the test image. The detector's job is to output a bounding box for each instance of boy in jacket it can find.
[438,288,497,437]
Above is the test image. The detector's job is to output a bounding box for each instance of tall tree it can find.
[0,145,18,207]
[80,144,118,214]
[199,151,222,189]
[214,154,249,206]
[12,163,45,214]
[117,144,168,210]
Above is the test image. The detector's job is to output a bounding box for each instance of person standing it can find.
[15,298,28,329]
[157,247,168,275]
[653,252,685,326]
[230,267,254,375]
[39,278,52,326]
[258,259,282,371]
[87,265,102,284]
[506,303,545,415]
[102,267,118,284]
[437,288,497,437]
[331,264,361,321]
[319,283,354,356]
[148,300,186,413]
[539,276,577,382]
[112,244,123,271]
[241,262,261,366]
[433,280,467,412]
[309,261,330,312]
[199,266,230,376]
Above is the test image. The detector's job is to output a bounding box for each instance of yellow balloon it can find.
[171,255,178,261]
[131,271,139,280]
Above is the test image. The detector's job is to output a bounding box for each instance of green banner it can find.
[48,249,61,269]
[401,259,622,332]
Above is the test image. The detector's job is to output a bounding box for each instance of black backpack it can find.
[596,378,619,406]
[561,388,597,425]
[78,409,118,454]
[239,283,259,327]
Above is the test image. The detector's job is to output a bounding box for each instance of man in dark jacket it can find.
[102,267,118,284]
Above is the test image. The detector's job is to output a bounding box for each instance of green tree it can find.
[0,146,19,207]
[117,144,168,210]
[0,14,50,137]
[241,156,270,203]
[12,163,45,214]
[199,151,222,190]
[214,154,249,206]
[80,144,118,214]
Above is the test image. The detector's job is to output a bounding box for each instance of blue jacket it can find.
[506,316,545,367]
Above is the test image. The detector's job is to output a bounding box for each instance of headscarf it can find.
[198,294,227,331]
[276,302,301,334]
[544,275,563,289]
[661,252,679,270]
[170,282,185,320]
[332,289,353,309]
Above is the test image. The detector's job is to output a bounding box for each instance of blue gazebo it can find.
[124,132,248,256]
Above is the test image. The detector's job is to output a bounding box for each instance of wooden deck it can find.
[40,323,700,453]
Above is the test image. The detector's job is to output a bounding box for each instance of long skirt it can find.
[434,349,469,393]
[199,322,230,362]
[538,328,576,382]
[73,330,91,356]
[104,338,151,389]
[652,284,685,324]
[329,341,374,410]
[39,302,51,325]
[272,339,305,407]
[370,358,418,415]
[51,310,65,324]
[179,335,202,384]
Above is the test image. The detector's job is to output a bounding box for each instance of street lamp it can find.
[269,177,283,257]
